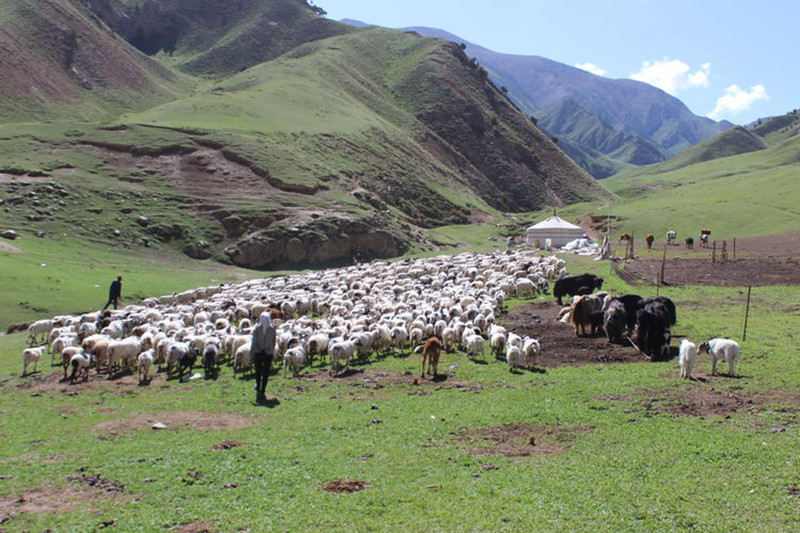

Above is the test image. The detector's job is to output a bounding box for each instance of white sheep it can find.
[138,349,154,383]
[678,339,697,379]
[27,320,54,345]
[329,338,356,376]
[234,342,253,375]
[464,334,485,359]
[283,346,306,377]
[107,336,142,373]
[22,346,45,375]
[522,337,541,366]
[506,345,523,370]
[698,339,740,376]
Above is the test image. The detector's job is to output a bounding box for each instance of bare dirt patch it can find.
[623,257,800,286]
[458,423,594,457]
[94,410,258,433]
[66,473,125,493]
[300,368,479,391]
[503,302,649,367]
[0,485,131,517]
[0,242,22,253]
[616,385,800,422]
[635,387,757,419]
[17,369,164,394]
[320,479,372,493]
[172,521,217,533]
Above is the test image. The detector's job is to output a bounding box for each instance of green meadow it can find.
[1,247,799,530]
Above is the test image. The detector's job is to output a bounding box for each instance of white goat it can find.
[678,339,697,379]
[699,339,740,376]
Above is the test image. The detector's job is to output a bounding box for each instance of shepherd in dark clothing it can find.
[251,312,277,403]
[103,276,123,310]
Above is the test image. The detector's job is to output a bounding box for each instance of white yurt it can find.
[526,216,586,248]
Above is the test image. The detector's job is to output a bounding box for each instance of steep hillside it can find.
[539,99,669,166]
[751,110,800,144]
[397,26,731,175]
[87,0,355,77]
[134,28,610,212]
[0,0,183,123]
[0,26,611,270]
[643,126,768,173]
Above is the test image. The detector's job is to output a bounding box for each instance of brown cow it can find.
[645,234,655,249]
[619,233,631,243]
[420,337,442,378]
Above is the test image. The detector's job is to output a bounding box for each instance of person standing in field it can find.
[103,276,123,310]
[251,312,277,403]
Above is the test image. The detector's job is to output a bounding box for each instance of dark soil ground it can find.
[457,423,594,457]
[502,301,655,367]
[609,229,800,286]
[623,257,800,286]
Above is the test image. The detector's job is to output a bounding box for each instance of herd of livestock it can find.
[18,250,739,384]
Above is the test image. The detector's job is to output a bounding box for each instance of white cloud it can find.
[575,62,606,76]
[630,58,710,95]
[708,85,769,120]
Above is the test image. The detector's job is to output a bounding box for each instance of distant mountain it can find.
[644,110,799,173]
[345,23,732,177]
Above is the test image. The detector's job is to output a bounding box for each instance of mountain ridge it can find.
[341,21,732,177]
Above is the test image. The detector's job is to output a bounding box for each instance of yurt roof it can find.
[527,216,583,231]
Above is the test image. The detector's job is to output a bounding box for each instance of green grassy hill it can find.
[131,27,611,213]
[87,0,355,77]
[1,18,611,273]
[567,123,800,239]
[0,0,184,122]
[637,126,769,174]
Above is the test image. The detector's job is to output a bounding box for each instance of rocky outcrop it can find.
[224,217,408,270]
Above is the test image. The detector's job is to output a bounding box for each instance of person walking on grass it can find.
[103,276,123,310]
[252,312,277,403]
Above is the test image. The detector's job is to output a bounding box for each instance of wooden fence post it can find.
[660,244,667,285]
[733,237,736,259]
[712,240,716,263]
[742,286,752,341]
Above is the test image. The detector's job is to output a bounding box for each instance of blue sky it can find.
[318,0,798,124]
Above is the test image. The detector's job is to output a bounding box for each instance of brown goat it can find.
[420,337,442,378]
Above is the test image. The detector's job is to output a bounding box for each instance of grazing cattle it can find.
[611,294,644,331]
[570,295,604,336]
[698,339,740,376]
[420,337,442,378]
[645,234,655,249]
[619,233,631,243]
[685,237,694,249]
[553,274,603,305]
[603,300,628,343]
[700,229,711,248]
[666,230,677,245]
[633,301,671,359]
[638,296,677,326]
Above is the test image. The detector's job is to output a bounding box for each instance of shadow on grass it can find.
[255,396,280,409]
[509,366,547,375]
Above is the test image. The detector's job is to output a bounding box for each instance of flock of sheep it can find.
[21,251,568,383]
